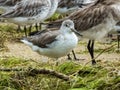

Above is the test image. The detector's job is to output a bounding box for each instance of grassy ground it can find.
[0,57,120,90]
[0,18,120,90]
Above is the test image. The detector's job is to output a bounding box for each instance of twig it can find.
[0,68,23,71]
[0,68,70,81]
[27,68,70,81]
[94,44,116,60]
[72,44,117,76]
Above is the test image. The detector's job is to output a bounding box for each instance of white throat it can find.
[60,26,72,34]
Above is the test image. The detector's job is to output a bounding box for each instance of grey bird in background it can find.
[56,0,95,15]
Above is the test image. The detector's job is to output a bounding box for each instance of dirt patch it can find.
[0,41,120,65]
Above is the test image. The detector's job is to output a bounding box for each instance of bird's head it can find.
[61,19,82,36]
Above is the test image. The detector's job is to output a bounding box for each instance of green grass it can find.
[0,57,119,90]
[46,13,61,21]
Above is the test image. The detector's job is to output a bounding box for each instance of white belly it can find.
[37,33,78,58]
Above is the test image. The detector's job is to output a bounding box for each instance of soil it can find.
[0,41,120,65]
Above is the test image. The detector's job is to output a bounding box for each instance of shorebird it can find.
[21,19,82,59]
[47,0,120,64]
[0,0,52,36]
[48,0,94,60]
[0,0,60,36]
[56,0,94,15]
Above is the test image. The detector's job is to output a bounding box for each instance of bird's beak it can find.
[71,28,83,36]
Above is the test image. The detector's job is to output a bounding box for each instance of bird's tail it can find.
[21,38,33,47]
[21,39,40,52]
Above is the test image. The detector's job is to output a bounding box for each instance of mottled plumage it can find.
[56,0,94,14]
[69,5,111,31]
[0,0,60,26]
[0,0,21,13]
[26,30,59,48]
[1,0,51,17]
[0,0,59,36]
[0,0,21,6]
[48,0,120,38]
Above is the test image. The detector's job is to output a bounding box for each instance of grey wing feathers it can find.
[1,0,50,17]
[58,0,72,8]
[0,0,6,4]
[58,0,83,8]
[47,4,114,31]
[27,30,59,48]
[0,0,21,6]
[69,3,120,31]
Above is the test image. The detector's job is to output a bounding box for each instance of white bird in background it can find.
[47,0,120,64]
[0,0,52,36]
[56,0,95,15]
[0,0,60,36]
[21,19,82,59]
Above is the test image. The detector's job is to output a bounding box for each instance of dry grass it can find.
[0,56,119,90]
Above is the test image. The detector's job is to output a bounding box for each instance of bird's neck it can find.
[60,27,72,34]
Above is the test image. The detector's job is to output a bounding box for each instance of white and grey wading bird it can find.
[21,19,82,59]
[56,0,95,60]
[47,0,120,64]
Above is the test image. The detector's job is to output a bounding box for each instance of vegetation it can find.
[0,57,119,90]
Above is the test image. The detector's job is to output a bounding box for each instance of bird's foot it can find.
[67,57,72,60]
[92,59,96,65]
[67,54,72,60]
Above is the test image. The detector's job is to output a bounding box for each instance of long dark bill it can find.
[71,28,83,37]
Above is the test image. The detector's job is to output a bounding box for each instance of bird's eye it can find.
[65,24,69,27]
